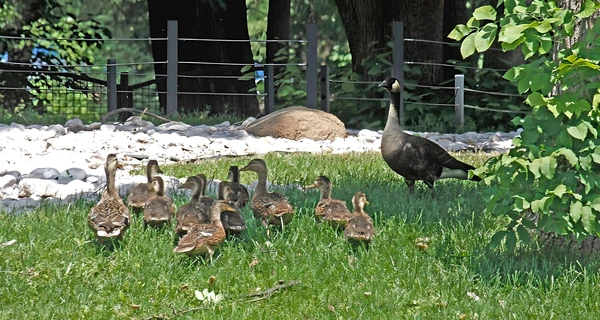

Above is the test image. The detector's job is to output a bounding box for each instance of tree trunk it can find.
[334,0,445,84]
[333,0,386,81]
[147,0,259,117]
[266,0,291,66]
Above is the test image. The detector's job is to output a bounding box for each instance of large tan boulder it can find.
[244,106,346,141]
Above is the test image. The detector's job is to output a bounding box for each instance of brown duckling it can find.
[127,160,163,211]
[344,192,374,245]
[173,200,237,263]
[88,154,130,244]
[306,175,352,228]
[143,176,175,227]
[219,185,248,236]
[239,159,294,229]
[217,166,249,208]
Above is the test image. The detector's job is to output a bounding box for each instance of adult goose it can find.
[378,77,481,194]
[88,154,130,244]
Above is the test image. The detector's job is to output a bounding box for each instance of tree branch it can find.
[101,108,173,124]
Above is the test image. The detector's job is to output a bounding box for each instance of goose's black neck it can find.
[385,91,403,133]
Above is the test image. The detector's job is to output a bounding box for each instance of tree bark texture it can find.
[147,0,259,116]
[334,0,445,85]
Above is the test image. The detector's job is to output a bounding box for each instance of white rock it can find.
[357,129,380,143]
[157,121,189,131]
[241,117,257,129]
[28,168,60,180]
[0,175,17,189]
[18,178,61,198]
[100,124,116,132]
[10,122,25,131]
[56,180,95,199]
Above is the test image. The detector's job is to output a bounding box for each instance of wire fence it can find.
[1,20,527,125]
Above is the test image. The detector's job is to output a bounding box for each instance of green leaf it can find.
[576,0,596,18]
[503,66,523,81]
[474,23,498,52]
[489,230,507,248]
[516,225,531,243]
[473,5,497,21]
[505,230,517,252]
[341,82,355,92]
[526,92,545,106]
[552,184,567,198]
[466,17,480,28]
[557,130,573,149]
[566,122,588,140]
[534,20,553,33]
[448,24,472,41]
[517,77,530,94]
[570,201,583,223]
[460,33,477,59]
[581,205,596,233]
[520,129,539,144]
[499,24,530,44]
[553,148,578,166]
[539,156,557,179]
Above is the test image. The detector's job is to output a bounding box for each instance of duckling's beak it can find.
[221,203,237,212]
[364,199,370,205]
[305,183,318,189]
[157,167,164,174]
[117,163,124,169]
[239,165,250,171]
[178,182,191,189]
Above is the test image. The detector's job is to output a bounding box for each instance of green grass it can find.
[2,152,600,319]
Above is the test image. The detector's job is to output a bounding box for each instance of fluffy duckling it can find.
[173,200,237,263]
[219,185,248,236]
[175,175,215,237]
[143,176,175,227]
[217,166,249,208]
[306,176,352,228]
[88,154,130,244]
[127,160,163,211]
[344,192,374,245]
[239,159,294,229]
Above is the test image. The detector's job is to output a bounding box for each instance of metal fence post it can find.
[455,74,465,127]
[393,21,404,122]
[167,20,178,116]
[306,23,318,109]
[320,65,330,113]
[266,64,275,114]
[118,72,132,122]
[107,58,117,113]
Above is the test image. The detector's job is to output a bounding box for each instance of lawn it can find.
[2,152,600,319]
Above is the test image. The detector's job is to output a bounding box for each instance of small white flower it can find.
[467,291,480,301]
[195,288,223,304]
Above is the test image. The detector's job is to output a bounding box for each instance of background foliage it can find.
[451,0,600,249]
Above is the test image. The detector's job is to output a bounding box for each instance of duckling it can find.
[143,176,175,227]
[175,176,213,237]
[306,175,352,228]
[127,160,163,211]
[239,159,294,229]
[219,185,247,236]
[217,166,249,208]
[344,192,374,245]
[88,154,130,244]
[173,200,237,263]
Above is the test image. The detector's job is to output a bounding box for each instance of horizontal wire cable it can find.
[0,35,166,41]
[464,104,529,114]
